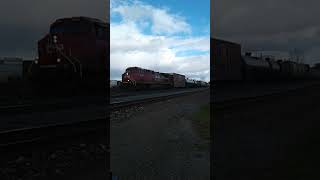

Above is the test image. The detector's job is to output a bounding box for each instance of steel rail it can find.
[0,88,208,148]
[0,117,107,149]
[213,82,320,110]
[0,88,208,113]
[109,87,209,110]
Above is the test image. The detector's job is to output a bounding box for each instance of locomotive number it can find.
[47,44,64,53]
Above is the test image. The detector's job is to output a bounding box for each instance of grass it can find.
[192,104,210,142]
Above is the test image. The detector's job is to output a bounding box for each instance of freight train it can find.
[212,38,318,82]
[31,16,109,93]
[121,67,208,89]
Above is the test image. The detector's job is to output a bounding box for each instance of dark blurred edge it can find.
[106,0,111,178]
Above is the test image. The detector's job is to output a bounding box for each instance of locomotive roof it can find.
[126,67,183,76]
[52,16,108,27]
[211,38,240,46]
[127,66,152,71]
[167,73,185,77]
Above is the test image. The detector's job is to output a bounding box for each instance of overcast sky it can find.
[0,0,107,59]
[213,0,320,65]
[110,0,210,81]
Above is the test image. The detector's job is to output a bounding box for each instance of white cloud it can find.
[151,8,191,35]
[110,0,210,82]
[111,0,191,35]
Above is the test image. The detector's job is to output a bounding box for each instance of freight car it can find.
[212,38,313,82]
[0,58,23,83]
[0,58,34,96]
[212,38,242,81]
[110,80,121,88]
[242,53,312,81]
[265,56,281,80]
[0,58,34,83]
[169,73,186,88]
[31,16,109,93]
[242,53,272,81]
[186,78,198,88]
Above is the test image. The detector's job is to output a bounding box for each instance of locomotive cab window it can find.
[50,22,92,33]
[95,25,106,40]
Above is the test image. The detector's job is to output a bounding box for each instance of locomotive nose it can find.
[123,72,129,78]
[122,72,131,82]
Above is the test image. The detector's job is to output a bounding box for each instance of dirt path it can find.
[111,90,210,179]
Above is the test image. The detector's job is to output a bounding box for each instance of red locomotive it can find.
[32,16,109,92]
[122,67,185,89]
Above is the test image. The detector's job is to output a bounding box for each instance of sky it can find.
[0,0,107,60]
[110,0,210,81]
[213,0,320,65]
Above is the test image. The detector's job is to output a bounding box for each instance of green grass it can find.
[192,104,210,142]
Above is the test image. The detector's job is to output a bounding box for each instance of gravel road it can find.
[111,90,210,179]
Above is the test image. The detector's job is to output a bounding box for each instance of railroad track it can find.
[0,117,107,149]
[0,88,208,114]
[110,87,209,110]
[0,98,107,114]
[1,83,315,149]
[0,88,208,147]
[0,89,209,177]
[0,117,109,179]
[213,82,320,110]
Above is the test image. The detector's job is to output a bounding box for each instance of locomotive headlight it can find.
[35,60,38,64]
[57,58,61,63]
[53,35,58,43]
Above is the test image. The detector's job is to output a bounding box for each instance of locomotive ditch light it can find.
[35,60,38,64]
[57,58,61,63]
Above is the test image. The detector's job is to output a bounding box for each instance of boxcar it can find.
[212,38,242,81]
